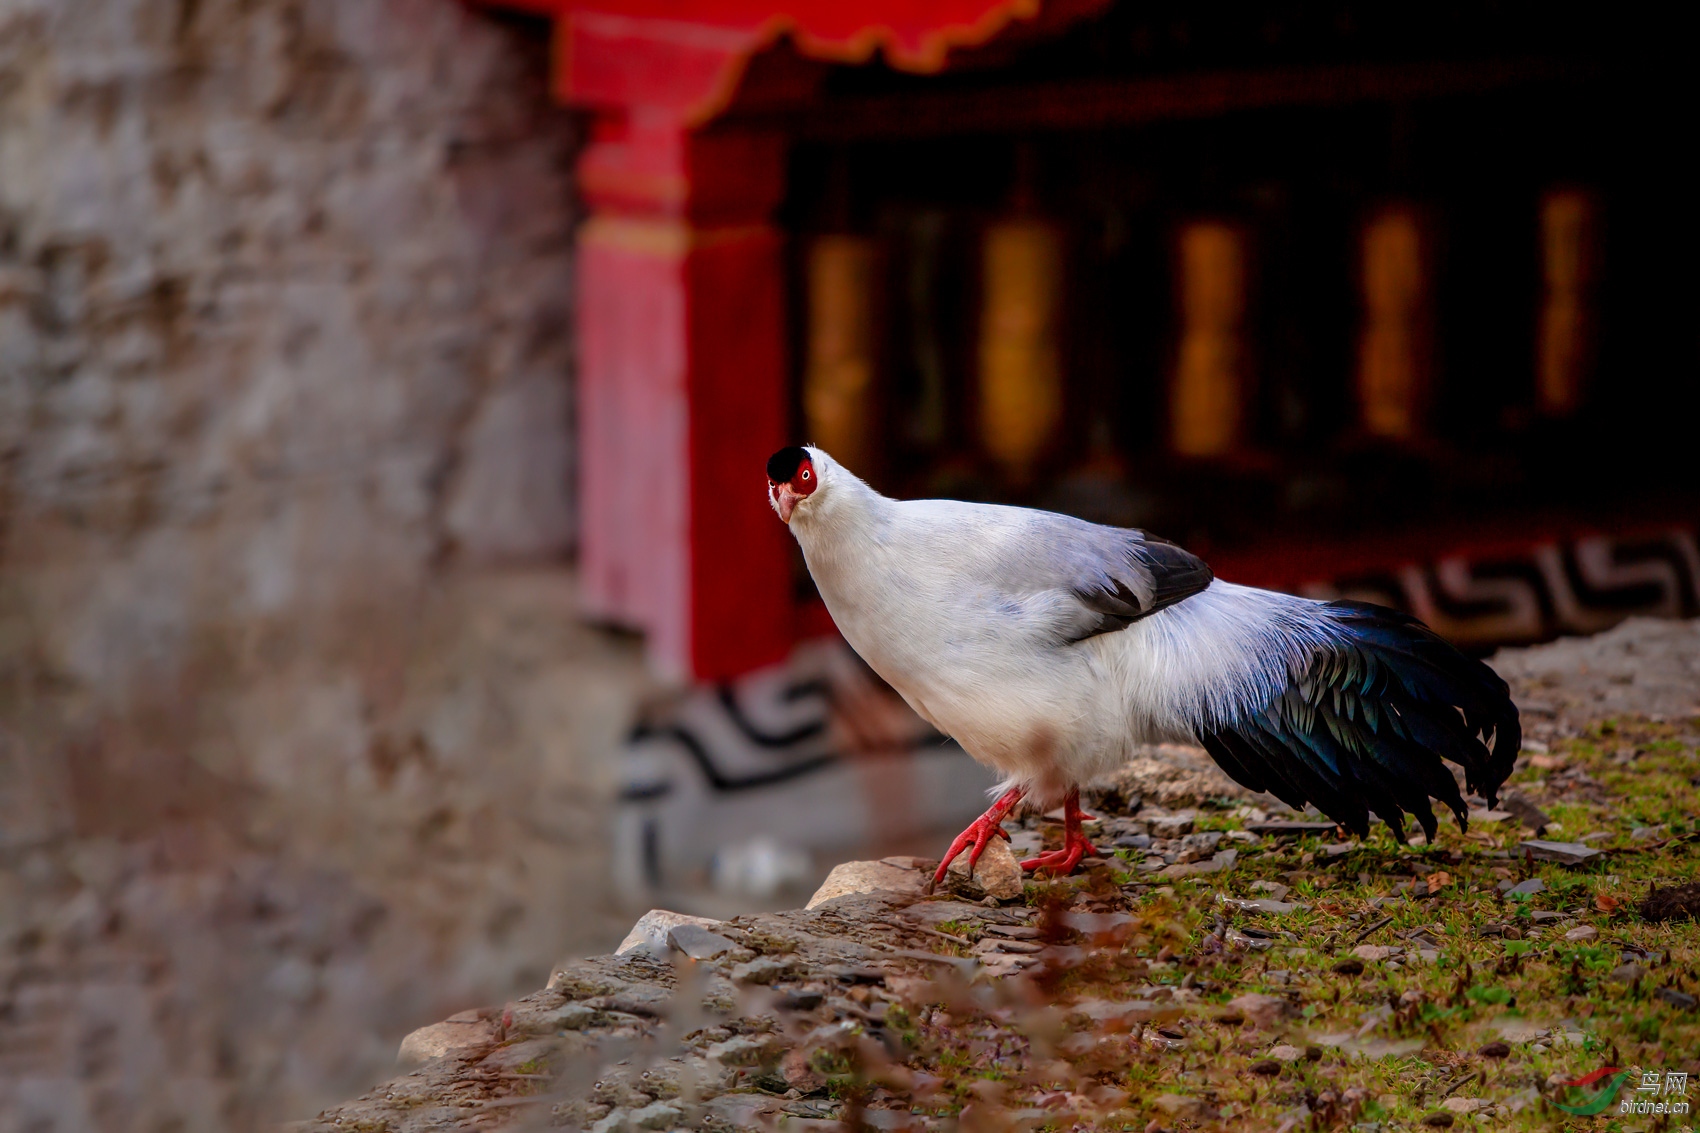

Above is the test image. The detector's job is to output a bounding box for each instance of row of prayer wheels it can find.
[803,188,1597,482]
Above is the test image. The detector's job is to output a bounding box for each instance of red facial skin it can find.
[768,457,817,522]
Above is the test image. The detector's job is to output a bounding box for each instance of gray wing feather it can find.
[984,509,1214,644]
[1064,535,1214,642]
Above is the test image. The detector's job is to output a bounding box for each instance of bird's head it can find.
[766,445,823,523]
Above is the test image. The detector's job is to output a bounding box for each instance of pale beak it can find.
[770,481,800,523]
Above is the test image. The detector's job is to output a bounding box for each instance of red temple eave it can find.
[492,0,1059,123]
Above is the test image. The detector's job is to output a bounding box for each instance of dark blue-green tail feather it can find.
[1197,600,1520,844]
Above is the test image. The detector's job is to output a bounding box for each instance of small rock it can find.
[630,1101,683,1130]
[1420,1111,1455,1127]
[1477,1041,1510,1058]
[731,957,798,985]
[1504,878,1545,897]
[1518,840,1603,865]
[1332,958,1365,976]
[1252,880,1292,900]
[709,1034,782,1066]
[946,834,1024,902]
[1563,925,1598,942]
[781,988,824,1011]
[806,860,926,908]
[1320,841,1359,858]
[1631,825,1669,841]
[1531,910,1568,923]
[1250,1059,1281,1076]
[1227,993,1293,1028]
[1151,1094,1211,1119]
[1608,962,1647,984]
[1353,945,1395,962]
[1441,1097,1484,1114]
[396,1010,499,1065]
[617,909,729,954]
[668,923,738,960]
[590,1111,630,1133]
[1656,987,1698,1010]
[1151,814,1195,838]
[1268,1044,1303,1061]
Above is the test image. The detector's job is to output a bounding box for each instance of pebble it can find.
[1268,1044,1303,1061]
[1563,925,1598,942]
[1656,987,1698,1010]
[617,909,728,954]
[946,834,1024,901]
[1609,962,1647,984]
[1502,878,1545,896]
[1441,1098,1485,1115]
[731,957,798,985]
[1352,945,1395,962]
[1227,993,1293,1028]
[1151,814,1195,837]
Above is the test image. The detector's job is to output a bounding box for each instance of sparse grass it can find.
[874,716,1700,1132]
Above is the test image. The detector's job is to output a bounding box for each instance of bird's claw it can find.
[1020,834,1100,877]
[929,816,1005,891]
[929,786,1026,892]
[1017,786,1099,877]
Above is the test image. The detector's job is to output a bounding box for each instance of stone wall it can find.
[0,2,658,1127]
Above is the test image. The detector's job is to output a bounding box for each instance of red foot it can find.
[930,786,1025,891]
[1021,788,1101,877]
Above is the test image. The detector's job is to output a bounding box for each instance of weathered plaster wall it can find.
[0,0,579,706]
[0,2,653,1127]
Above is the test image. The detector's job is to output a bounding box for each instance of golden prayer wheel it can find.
[803,234,879,473]
[1356,205,1431,441]
[1170,220,1249,457]
[978,219,1064,481]
[1536,188,1597,417]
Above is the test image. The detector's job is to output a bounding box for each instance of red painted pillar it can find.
[576,115,795,681]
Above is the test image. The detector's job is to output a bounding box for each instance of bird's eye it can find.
[800,469,811,480]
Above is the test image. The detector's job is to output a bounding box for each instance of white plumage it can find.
[767,445,1519,878]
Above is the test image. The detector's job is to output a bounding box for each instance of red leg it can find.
[1021,788,1102,876]
[929,786,1025,892]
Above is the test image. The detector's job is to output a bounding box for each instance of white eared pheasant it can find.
[765,445,1521,888]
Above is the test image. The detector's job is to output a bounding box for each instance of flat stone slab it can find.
[1518,840,1604,865]
[806,858,927,908]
